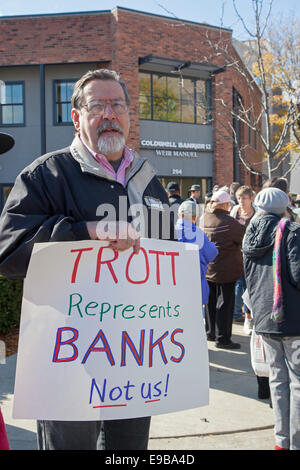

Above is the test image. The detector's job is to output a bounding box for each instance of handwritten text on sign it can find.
[13,239,209,421]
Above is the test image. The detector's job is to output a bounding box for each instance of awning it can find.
[139,55,226,79]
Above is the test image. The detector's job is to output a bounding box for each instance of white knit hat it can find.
[211,189,231,205]
[254,188,289,215]
[178,200,199,219]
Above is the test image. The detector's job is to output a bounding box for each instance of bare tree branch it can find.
[150,1,300,181]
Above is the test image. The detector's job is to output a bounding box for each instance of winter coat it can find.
[175,218,218,304]
[200,208,245,283]
[168,194,184,207]
[0,136,172,280]
[230,204,256,228]
[243,213,300,336]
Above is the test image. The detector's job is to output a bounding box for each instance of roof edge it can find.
[0,9,111,20]
[0,6,232,33]
[113,6,232,33]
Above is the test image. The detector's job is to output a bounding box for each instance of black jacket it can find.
[243,213,300,336]
[0,137,172,280]
[168,194,184,207]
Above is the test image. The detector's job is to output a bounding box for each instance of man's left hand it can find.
[86,220,140,254]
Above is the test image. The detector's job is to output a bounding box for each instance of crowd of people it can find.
[170,178,300,451]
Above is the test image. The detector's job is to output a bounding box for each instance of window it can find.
[153,75,168,121]
[232,88,243,182]
[167,76,181,122]
[250,172,256,188]
[54,79,77,124]
[139,72,210,124]
[139,73,151,119]
[248,125,252,146]
[0,82,25,126]
[181,78,194,123]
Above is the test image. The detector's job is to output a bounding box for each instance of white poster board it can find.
[13,238,209,421]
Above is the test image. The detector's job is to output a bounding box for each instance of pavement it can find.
[0,322,275,451]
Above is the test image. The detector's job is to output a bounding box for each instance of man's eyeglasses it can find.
[81,100,129,116]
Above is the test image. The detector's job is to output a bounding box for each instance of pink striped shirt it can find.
[80,138,134,187]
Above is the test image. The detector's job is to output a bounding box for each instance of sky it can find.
[0,0,299,40]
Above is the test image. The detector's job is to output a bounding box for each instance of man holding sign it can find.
[0,70,174,450]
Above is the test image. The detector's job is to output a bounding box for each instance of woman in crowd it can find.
[243,187,300,450]
[175,200,218,317]
[201,189,245,349]
[230,185,255,334]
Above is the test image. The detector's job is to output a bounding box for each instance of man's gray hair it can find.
[71,69,130,109]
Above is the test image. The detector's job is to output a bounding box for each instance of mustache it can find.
[97,121,124,136]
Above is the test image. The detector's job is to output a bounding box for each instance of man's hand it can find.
[86,220,140,254]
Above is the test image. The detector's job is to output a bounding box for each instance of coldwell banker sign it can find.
[140,139,212,158]
[13,238,209,421]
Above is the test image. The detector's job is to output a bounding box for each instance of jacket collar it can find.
[70,135,157,208]
[70,135,143,184]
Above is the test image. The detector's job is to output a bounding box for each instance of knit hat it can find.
[167,181,179,193]
[254,188,289,215]
[211,189,231,205]
[178,200,199,219]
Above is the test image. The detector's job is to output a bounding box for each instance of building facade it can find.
[0,7,262,208]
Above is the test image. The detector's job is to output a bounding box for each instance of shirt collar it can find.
[79,137,134,171]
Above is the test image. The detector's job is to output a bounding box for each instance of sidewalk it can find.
[0,323,275,450]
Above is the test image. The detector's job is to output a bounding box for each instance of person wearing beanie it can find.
[243,187,300,450]
[230,186,270,400]
[200,189,245,349]
[254,187,290,216]
[166,181,184,208]
[175,201,218,318]
[263,177,300,223]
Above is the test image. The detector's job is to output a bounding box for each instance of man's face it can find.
[237,194,253,211]
[72,79,130,160]
[192,190,201,200]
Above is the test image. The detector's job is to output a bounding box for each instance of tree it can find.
[268,15,300,143]
[139,73,181,121]
[156,0,300,181]
[213,0,300,179]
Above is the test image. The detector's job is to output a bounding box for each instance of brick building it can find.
[0,7,262,208]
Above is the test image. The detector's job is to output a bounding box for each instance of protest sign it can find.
[13,238,209,421]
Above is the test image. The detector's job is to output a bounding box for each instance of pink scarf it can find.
[271,218,288,322]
